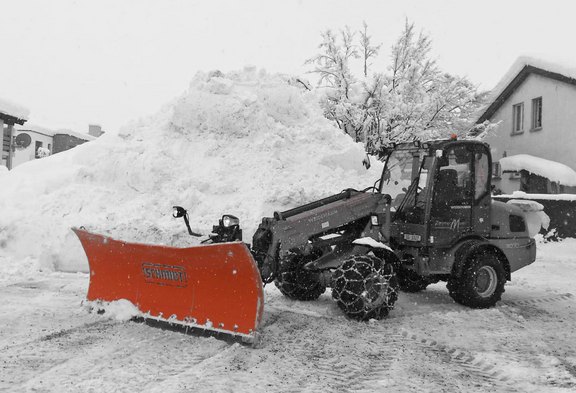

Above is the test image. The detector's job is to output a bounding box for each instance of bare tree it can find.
[305,27,358,99]
[359,21,381,77]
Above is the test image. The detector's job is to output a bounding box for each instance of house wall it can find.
[484,73,576,193]
[53,134,89,154]
[12,130,53,168]
[1,119,7,167]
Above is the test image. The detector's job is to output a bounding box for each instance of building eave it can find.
[476,65,576,124]
[0,112,27,125]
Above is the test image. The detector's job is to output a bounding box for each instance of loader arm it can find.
[252,190,391,280]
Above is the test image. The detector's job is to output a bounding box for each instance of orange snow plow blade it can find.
[72,227,264,344]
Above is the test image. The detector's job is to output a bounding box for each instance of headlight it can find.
[222,215,240,228]
[370,215,379,226]
[172,206,187,218]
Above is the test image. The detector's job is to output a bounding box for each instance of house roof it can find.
[476,56,576,123]
[16,124,96,141]
[0,97,29,125]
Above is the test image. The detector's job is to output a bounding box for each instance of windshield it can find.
[381,148,433,222]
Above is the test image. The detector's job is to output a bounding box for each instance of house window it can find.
[492,162,501,179]
[35,141,43,158]
[531,97,542,130]
[512,103,524,134]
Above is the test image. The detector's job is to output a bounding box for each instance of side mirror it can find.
[172,206,187,218]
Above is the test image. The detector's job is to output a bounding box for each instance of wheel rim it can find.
[474,266,497,297]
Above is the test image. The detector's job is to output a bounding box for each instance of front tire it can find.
[331,255,399,321]
[275,250,326,301]
[448,252,506,308]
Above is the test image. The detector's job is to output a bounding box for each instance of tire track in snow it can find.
[344,331,425,393]
[265,309,500,392]
[71,330,228,393]
[2,319,228,393]
[1,318,113,351]
[269,292,575,322]
[0,319,118,391]
[504,292,573,307]
[398,330,520,390]
[266,303,534,390]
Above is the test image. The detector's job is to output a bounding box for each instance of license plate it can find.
[404,234,421,242]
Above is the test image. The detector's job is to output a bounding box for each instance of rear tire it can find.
[275,250,326,301]
[331,255,399,321]
[397,268,430,292]
[448,251,506,308]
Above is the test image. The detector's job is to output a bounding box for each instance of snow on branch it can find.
[306,20,492,152]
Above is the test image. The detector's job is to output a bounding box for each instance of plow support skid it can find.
[73,228,264,343]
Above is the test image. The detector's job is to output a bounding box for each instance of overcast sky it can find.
[1,0,574,133]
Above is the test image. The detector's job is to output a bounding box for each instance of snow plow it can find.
[73,227,264,343]
[74,139,537,344]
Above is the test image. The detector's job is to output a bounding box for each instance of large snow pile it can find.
[500,154,576,186]
[0,68,382,279]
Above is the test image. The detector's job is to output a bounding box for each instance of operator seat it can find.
[432,169,459,218]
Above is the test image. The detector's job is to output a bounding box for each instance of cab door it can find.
[471,144,491,237]
[429,145,474,247]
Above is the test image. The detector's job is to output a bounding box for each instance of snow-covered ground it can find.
[1,237,575,392]
[1,69,576,392]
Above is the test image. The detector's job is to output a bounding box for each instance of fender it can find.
[450,239,511,280]
[351,238,402,270]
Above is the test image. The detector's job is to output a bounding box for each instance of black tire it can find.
[274,251,326,301]
[448,251,506,308]
[331,255,399,321]
[397,268,430,292]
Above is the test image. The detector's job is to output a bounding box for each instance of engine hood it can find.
[490,200,529,238]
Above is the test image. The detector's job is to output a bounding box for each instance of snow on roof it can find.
[54,128,96,141]
[489,56,576,102]
[0,96,30,121]
[496,191,576,201]
[16,124,96,141]
[16,123,56,136]
[477,56,576,123]
[500,154,576,186]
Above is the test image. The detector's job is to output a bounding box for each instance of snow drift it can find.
[500,154,576,187]
[0,67,382,278]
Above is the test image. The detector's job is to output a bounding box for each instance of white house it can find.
[476,57,576,194]
[11,125,96,168]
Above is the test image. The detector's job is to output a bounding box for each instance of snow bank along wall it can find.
[0,68,383,278]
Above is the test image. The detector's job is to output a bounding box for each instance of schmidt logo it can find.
[142,263,188,287]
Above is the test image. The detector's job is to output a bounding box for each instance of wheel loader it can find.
[73,138,536,344]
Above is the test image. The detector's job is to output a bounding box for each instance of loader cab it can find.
[381,140,492,248]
